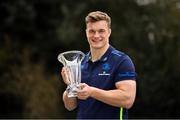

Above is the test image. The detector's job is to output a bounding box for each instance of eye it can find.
[99,29,105,34]
[88,30,95,34]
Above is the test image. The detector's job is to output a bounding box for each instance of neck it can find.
[90,44,109,62]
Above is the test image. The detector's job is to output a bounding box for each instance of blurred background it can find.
[0,0,180,119]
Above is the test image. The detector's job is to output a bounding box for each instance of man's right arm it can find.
[63,90,77,111]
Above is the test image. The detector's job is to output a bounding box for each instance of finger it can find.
[61,67,66,75]
[76,89,84,94]
[78,83,87,90]
[78,94,88,100]
[61,67,70,85]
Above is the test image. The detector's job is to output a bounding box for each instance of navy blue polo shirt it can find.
[77,45,136,119]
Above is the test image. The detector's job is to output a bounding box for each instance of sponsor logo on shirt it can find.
[118,72,136,77]
[98,71,110,76]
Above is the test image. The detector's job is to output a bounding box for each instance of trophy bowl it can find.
[58,50,85,97]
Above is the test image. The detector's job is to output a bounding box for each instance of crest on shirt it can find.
[98,63,110,76]
[102,63,110,71]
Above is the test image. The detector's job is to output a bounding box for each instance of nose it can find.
[94,31,100,37]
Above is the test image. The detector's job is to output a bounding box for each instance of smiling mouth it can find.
[92,39,102,42]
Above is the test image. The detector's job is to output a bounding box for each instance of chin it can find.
[91,45,103,49]
[91,43,108,49]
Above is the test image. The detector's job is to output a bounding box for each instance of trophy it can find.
[58,51,85,97]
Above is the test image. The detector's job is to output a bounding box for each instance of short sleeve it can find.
[114,55,136,82]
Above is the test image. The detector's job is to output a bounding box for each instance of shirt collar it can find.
[85,45,115,63]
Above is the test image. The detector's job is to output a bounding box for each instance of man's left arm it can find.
[77,80,136,109]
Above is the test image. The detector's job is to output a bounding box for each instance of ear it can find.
[108,28,111,37]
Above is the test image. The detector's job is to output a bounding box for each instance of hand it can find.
[61,67,70,85]
[77,83,93,100]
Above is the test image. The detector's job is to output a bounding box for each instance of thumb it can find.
[78,83,87,90]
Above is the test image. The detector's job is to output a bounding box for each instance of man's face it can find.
[86,20,111,49]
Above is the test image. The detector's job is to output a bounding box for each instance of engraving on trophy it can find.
[58,51,85,97]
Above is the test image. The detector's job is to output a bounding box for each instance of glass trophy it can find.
[58,51,85,97]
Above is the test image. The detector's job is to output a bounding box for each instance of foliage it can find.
[0,48,63,118]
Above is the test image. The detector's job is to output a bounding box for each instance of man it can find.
[61,11,136,119]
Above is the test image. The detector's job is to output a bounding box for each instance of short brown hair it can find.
[85,11,111,28]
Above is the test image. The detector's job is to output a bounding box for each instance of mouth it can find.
[92,39,102,43]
